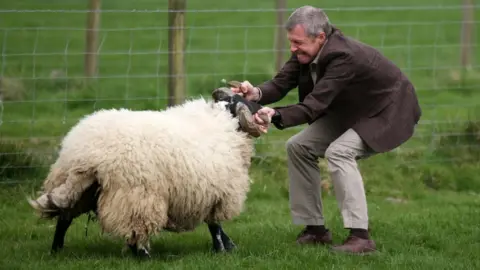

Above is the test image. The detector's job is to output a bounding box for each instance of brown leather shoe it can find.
[296,228,333,245]
[331,235,376,255]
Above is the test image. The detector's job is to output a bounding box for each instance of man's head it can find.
[285,6,332,64]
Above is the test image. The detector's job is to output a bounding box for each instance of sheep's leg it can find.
[207,223,236,253]
[97,187,167,259]
[51,214,73,253]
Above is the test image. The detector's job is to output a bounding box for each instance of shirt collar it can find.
[310,39,329,68]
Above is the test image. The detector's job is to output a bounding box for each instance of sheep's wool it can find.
[33,97,254,243]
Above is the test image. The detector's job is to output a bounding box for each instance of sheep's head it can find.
[212,87,270,138]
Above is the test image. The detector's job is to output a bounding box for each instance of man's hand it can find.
[254,107,276,134]
[230,80,261,101]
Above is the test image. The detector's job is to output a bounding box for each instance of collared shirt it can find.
[309,39,328,83]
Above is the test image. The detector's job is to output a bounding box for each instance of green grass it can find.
[1,0,480,269]
[1,183,480,270]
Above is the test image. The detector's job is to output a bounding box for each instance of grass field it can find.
[1,0,480,269]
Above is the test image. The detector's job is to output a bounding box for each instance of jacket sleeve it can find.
[255,54,301,105]
[273,53,355,129]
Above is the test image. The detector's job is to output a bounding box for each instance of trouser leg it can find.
[325,128,376,230]
[285,114,346,226]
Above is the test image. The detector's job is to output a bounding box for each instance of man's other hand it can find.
[230,80,261,101]
[254,107,276,134]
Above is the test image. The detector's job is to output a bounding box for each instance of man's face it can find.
[287,24,326,64]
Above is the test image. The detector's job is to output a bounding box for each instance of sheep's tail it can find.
[27,193,60,219]
[27,168,97,219]
[26,166,66,219]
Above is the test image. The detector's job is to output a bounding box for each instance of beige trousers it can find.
[286,114,376,230]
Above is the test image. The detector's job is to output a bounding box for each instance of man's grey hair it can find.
[285,6,333,37]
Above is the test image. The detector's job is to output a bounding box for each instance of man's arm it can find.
[272,53,355,129]
[255,53,301,105]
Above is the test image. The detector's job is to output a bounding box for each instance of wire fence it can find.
[0,1,479,184]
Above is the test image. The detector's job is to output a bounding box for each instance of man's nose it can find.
[290,45,298,53]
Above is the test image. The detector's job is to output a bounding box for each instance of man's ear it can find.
[314,32,326,44]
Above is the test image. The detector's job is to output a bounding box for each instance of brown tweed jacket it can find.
[256,27,422,153]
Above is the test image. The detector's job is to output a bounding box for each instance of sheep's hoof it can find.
[137,248,151,259]
[212,236,236,253]
[219,230,236,252]
[128,244,151,259]
[212,238,225,253]
[223,237,236,252]
[208,223,236,253]
[50,246,63,255]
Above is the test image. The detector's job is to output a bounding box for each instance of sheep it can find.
[27,87,269,258]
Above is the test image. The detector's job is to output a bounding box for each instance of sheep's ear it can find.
[236,102,269,138]
[212,87,234,102]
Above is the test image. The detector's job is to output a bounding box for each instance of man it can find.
[231,6,422,254]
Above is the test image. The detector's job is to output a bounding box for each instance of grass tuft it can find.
[0,139,46,183]
[0,76,26,101]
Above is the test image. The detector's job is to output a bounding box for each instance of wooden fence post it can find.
[275,0,287,72]
[168,0,186,107]
[84,0,101,81]
[460,0,475,85]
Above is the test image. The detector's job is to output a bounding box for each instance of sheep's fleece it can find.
[27,89,269,256]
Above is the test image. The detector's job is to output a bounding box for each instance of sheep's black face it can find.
[212,87,262,115]
[212,87,268,138]
[212,87,235,103]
